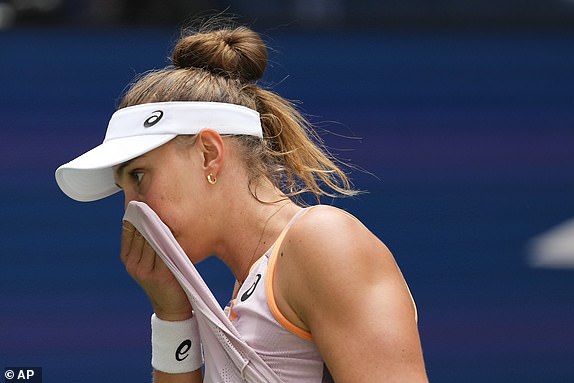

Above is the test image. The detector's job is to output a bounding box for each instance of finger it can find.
[120,221,136,264]
[153,252,171,275]
[122,221,136,233]
[139,240,157,273]
[124,230,145,276]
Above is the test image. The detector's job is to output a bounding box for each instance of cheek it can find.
[146,197,179,229]
[147,191,211,263]
[141,185,181,229]
[148,183,197,236]
[144,167,207,254]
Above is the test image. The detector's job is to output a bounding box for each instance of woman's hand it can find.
[121,221,193,321]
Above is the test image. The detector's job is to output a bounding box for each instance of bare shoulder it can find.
[276,205,427,382]
[276,205,406,322]
[281,204,396,273]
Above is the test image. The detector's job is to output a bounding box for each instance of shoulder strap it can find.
[268,206,315,257]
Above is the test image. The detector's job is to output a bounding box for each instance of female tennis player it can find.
[56,17,428,383]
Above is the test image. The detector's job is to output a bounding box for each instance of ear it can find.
[196,129,225,176]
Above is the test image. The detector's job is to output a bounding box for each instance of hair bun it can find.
[172,26,267,82]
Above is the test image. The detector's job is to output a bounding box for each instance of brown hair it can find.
[119,17,357,202]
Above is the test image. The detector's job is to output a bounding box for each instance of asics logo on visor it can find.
[143,110,163,127]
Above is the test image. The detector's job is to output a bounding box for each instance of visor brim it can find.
[55,134,176,202]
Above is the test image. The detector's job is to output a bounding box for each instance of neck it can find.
[239,201,291,283]
[214,195,301,285]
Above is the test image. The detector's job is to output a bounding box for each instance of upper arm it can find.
[278,207,427,382]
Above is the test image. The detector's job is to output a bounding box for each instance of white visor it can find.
[55,101,263,202]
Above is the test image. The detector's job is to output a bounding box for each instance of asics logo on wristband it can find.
[176,339,192,361]
[241,273,262,302]
[143,110,163,127]
[151,313,202,373]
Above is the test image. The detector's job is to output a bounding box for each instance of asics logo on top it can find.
[241,274,262,302]
[143,110,163,127]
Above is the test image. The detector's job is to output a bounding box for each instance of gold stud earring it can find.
[207,173,217,185]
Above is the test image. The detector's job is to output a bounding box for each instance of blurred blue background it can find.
[1,1,574,382]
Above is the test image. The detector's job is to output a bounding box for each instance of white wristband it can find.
[151,313,203,374]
